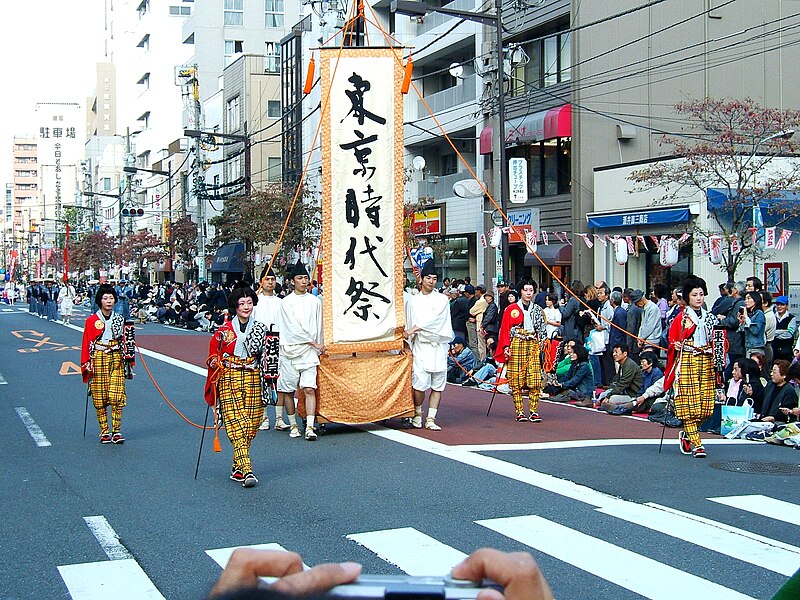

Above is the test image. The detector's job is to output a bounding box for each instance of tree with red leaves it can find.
[116,230,167,279]
[628,98,800,281]
[71,231,116,275]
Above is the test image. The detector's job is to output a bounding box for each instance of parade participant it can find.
[59,279,77,324]
[664,275,719,459]
[204,284,273,487]
[276,261,325,441]
[404,258,454,431]
[495,278,547,423]
[80,284,134,444]
[253,265,282,431]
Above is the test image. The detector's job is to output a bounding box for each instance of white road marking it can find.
[347,528,467,576]
[597,502,800,576]
[15,406,51,447]
[477,515,755,600]
[58,559,165,599]
[0,370,7,384]
[708,495,800,527]
[83,516,133,560]
[206,543,308,586]
[453,438,752,452]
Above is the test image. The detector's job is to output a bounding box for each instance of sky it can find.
[0,1,106,187]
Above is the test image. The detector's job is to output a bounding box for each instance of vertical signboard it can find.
[321,48,405,352]
[509,157,528,204]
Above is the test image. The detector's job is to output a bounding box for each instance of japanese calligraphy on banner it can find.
[321,49,404,352]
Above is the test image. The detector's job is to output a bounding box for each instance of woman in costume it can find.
[664,275,718,458]
[204,284,275,488]
[80,284,134,444]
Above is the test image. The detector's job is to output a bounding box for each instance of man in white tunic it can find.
[404,259,454,431]
[253,266,282,431]
[276,261,325,441]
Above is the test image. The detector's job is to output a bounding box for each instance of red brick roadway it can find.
[137,331,671,447]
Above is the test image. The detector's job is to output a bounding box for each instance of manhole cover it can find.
[710,460,800,476]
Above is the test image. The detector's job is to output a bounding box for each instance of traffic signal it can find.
[121,208,145,217]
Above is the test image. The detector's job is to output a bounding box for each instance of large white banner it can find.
[322,49,404,352]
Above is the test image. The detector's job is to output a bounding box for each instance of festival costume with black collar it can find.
[204,317,276,478]
[495,300,547,417]
[81,310,134,439]
[664,306,720,451]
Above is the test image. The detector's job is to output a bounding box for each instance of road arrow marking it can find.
[60,361,82,376]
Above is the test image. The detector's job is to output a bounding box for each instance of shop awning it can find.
[479,104,572,154]
[524,243,572,266]
[209,242,245,273]
[586,207,691,229]
[706,188,800,228]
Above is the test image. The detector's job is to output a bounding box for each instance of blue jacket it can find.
[739,309,766,352]
[609,306,628,350]
[560,361,595,398]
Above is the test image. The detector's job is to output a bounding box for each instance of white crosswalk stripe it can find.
[596,500,800,576]
[347,528,467,576]
[708,494,800,527]
[476,515,756,600]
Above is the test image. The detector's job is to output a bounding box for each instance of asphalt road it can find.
[0,304,798,600]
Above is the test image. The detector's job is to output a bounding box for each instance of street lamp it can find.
[391,0,510,283]
[184,128,251,282]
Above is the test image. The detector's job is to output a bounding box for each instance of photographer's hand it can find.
[210,549,361,598]
[451,548,553,600]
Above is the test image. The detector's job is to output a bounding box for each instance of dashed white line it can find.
[15,406,51,447]
[83,516,133,560]
[0,370,7,384]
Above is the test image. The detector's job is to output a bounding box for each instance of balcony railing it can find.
[414,0,477,34]
[417,74,476,116]
[415,170,477,201]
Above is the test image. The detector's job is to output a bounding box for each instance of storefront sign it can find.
[507,208,539,243]
[509,157,528,204]
[587,207,690,229]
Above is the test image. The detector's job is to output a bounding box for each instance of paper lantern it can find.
[489,227,502,248]
[659,237,679,267]
[613,237,628,265]
[709,234,723,264]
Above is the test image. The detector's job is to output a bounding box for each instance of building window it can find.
[228,154,242,181]
[508,137,571,197]
[227,96,241,131]
[137,33,150,49]
[268,157,281,182]
[224,0,243,26]
[103,177,112,191]
[265,0,284,27]
[169,5,191,15]
[265,42,280,73]
[224,39,243,66]
[103,124,110,131]
[267,100,281,118]
[512,27,571,95]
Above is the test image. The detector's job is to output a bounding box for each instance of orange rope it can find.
[359,4,665,353]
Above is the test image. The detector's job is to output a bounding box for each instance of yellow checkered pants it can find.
[218,362,264,474]
[90,348,127,436]
[508,336,543,414]
[674,349,715,447]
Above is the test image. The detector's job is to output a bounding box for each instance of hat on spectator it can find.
[450,335,466,346]
[776,295,789,305]
[464,284,475,294]
[629,289,644,303]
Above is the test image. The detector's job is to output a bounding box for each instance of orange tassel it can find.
[303,55,315,95]
[213,428,222,453]
[401,56,413,94]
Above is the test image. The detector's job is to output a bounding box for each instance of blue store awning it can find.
[587,207,690,229]
[209,242,246,273]
[706,188,800,229]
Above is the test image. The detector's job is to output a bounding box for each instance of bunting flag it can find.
[700,239,709,254]
[531,229,539,243]
[764,227,777,249]
[748,227,758,244]
[502,226,513,234]
[479,233,487,248]
[649,235,659,247]
[625,236,635,253]
[541,230,549,245]
[776,228,792,250]
[636,235,647,249]
[562,231,572,245]
[677,232,691,244]
[730,235,741,253]
[578,233,593,248]
[525,230,538,251]
[593,234,607,247]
